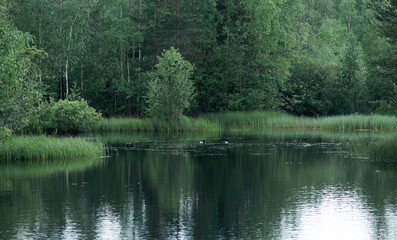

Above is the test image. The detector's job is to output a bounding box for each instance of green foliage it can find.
[0,136,103,161]
[0,127,12,142]
[369,136,397,161]
[0,10,42,130]
[97,116,220,133]
[146,47,195,122]
[48,99,101,133]
[203,111,397,130]
[3,0,397,117]
[26,99,102,134]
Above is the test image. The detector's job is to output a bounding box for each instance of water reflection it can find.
[1,132,397,239]
[281,187,373,239]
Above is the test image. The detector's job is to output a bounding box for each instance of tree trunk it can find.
[175,0,179,43]
[81,60,84,98]
[130,2,136,116]
[38,11,43,84]
[127,50,130,83]
[138,0,142,80]
[80,21,84,99]
[120,4,124,83]
[59,3,63,100]
[65,14,78,99]
[154,0,159,59]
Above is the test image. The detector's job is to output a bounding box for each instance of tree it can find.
[370,0,397,85]
[146,47,194,122]
[0,10,42,130]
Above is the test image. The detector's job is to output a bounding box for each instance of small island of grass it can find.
[0,136,103,161]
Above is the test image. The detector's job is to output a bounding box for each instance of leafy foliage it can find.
[146,47,195,122]
[0,10,42,130]
[2,0,397,117]
[27,99,102,134]
[0,127,12,142]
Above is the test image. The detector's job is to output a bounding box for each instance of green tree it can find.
[0,10,42,130]
[146,47,195,122]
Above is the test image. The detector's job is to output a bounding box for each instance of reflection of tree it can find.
[0,158,104,239]
[1,135,397,239]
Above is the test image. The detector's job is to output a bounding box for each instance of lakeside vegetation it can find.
[97,116,220,133]
[203,111,397,130]
[369,137,397,162]
[0,136,104,161]
[1,1,397,162]
[97,111,397,132]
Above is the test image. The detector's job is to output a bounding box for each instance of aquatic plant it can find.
[97,116,220,132]
[0,136,104,161]
[369,136,397,161]
[203,111,397,130]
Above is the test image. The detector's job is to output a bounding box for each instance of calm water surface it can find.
[1,131,397,239]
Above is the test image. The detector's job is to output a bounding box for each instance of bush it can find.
[48,99,102,133]
[0,127,12,142]
[25,99,101,134]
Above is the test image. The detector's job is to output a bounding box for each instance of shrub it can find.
[48,99,102,133]
[25,99,101,134]
[0,127,12,142]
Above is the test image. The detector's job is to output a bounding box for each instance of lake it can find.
[1,130,397,239]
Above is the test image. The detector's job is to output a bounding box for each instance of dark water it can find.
[1,131,397,239]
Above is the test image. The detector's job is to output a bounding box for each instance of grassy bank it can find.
[97,116,220,132]
[369,136,397,161]
[203,111,397,130]
[96,111,397,132]
[0,136,104,161]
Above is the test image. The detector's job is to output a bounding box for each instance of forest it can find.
[1,0,397,126]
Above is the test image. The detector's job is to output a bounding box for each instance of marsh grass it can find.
[97,111,396,132]
[0,136,104,161]
[369,136,397,161]
[97,116,220,132]
[203,111,397,130]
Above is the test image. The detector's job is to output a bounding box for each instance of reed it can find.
[97,116,220,132]
[369,136,397,161]
[0,136,104,161]
[97,117,154,132]
[203,111,397,130]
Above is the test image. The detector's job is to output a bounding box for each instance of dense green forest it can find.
[1,0,396,123]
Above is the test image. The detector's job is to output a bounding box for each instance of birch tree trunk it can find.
[59,0,63,100]
[38,10,43,84]
[138,0,142,80]
[120,4,124,83]
[65,14,78,99]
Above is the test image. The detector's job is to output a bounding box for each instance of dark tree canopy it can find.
[1,0,396,119]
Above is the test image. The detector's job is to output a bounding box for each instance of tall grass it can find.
[96,111,396,132]
[369,136,397,161]
[203,111,397,130]
[0,136,104,161]
[97,116,220,132]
